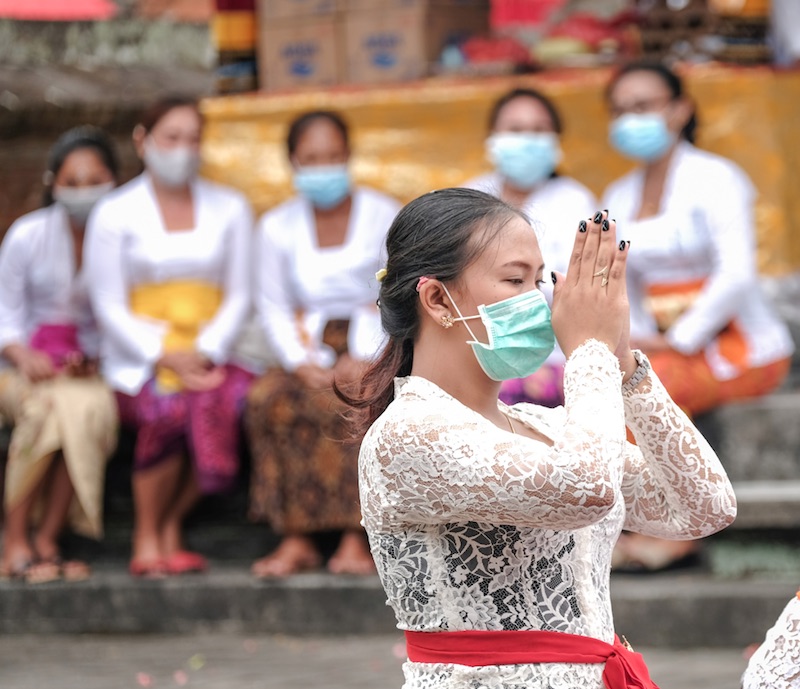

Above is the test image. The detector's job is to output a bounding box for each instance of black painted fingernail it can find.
[603,209,609,214]
[578,220,587,232]
[602,219,610,231]
[627,240,631,247]
[593,211,603,223]
[551,271,557,285]
[619,240,626,251]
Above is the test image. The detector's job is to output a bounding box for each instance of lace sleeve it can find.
[742,593,800,689]
[620,365,737,539]
[360,340,626,531]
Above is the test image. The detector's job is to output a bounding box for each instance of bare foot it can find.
[251,535,322,578]
[32,533,60,563]
[132,529,163,565]
[160,518,184,558]
[612,533,699,573]
[327,531,376,575]
[0,539,36,579]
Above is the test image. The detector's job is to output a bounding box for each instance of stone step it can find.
[696,391,800,483]
[731,480,800,528]
[0,564,793,649]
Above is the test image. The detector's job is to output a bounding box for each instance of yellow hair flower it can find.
[375,267,388,283]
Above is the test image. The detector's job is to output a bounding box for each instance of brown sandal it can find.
[24,559,62,585]
[0,558,63,584]
[0,559,35,582]
[60,559,91,582]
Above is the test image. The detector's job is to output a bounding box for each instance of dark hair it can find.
[42,126,119,206]
[338,188,527,434]
[606,60,697,144]
[488,88,563,135]
[138,95,201,134]
[286,110,349,157]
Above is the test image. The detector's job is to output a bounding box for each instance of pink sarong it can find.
[29,323,82,368]
[116,364,254,495]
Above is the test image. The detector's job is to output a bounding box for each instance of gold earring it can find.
[440,314,454,329]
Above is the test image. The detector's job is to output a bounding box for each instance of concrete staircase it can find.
[698,389,800,529]
[1,386,798,647]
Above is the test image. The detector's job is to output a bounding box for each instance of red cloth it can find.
[405,629,660,689]
[0,0,115,20]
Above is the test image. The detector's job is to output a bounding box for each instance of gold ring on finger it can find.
[601,276,609,287]
[593,266,608,278]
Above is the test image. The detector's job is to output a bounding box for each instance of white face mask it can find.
[53,182,115,225]
[143,137,200,187]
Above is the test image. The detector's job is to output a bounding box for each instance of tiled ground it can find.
[0,633,750,689]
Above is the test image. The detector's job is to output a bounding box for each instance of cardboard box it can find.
[343,5,488,84]
[258,15,341,91]
[259,0,340,18]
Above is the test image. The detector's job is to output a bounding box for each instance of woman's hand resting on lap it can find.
[158,350,225,391]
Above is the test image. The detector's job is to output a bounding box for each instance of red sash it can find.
[405,629,660,689]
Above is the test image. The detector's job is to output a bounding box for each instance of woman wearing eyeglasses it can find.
[602,61,794,572]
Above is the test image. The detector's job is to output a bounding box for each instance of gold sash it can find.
[130,280,222,391]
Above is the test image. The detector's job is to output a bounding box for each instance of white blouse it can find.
[742,592,800,689]
[255,187,400,371]
[359,339,736,689]
[465,174,596,366]
[602,142,794,379]
[0,204,98,367]
[85,174,253,395]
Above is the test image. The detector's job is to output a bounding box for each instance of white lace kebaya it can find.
[742,592,800,689]
[359,339,737,689]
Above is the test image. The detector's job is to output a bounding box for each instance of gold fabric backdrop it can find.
[201,64,800,276]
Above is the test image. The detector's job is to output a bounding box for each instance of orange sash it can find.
[644,279,748,369]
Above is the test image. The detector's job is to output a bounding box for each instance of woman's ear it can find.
[132,125,146,159]
[417,279,454,326]
[670,97,694,135]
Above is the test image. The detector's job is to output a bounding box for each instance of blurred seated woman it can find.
[465,88,596,408]
[246,110,400,577]
[85,96,254,577]
[0,127,119,583]
[602,61,794,571]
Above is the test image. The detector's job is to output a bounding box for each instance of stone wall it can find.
[0,6,215,235]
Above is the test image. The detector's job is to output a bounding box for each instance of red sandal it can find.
[164,550,208,575]
[129,558,167,578]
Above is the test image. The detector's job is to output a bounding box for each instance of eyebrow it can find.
[501,261,545,273]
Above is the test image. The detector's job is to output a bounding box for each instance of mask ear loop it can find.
[439,282,482,344]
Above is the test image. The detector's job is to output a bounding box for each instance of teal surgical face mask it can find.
[442,284,556,381]
[609,113,675,162]
[293,164,351,210]
[486,132,561,189]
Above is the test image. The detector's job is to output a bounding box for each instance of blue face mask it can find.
[609,113,675,162]
[443,284,556,381]
[486,132,561,190]
[293,164,351,209]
